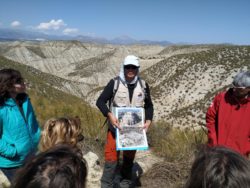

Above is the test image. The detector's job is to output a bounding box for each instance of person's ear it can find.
[74,116,81,126]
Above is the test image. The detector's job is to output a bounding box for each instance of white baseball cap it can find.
[123,55,140,67]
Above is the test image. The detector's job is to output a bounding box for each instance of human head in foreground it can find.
[12,144,87,188]
[39,116,83,152]
[185,146,250,188]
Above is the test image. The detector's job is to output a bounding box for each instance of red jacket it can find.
[206,89,250,156]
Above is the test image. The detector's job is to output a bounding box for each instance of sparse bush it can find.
[143,121,207,187]
[148,121,207,161]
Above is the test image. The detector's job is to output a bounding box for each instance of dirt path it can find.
[85,149,163,188]
[134,149,164,173]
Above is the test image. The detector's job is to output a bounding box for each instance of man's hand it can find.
[107,112,121,130]
[143,120,152,132]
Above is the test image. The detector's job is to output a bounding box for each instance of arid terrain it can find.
[0,41,250,129]
[0,40,249,188]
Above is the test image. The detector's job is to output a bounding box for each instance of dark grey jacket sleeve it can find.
[144,83,154,121]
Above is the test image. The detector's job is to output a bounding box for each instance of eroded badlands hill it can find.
[0,41,249,128]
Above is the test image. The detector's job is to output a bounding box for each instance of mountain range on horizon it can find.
[0,28,173,45]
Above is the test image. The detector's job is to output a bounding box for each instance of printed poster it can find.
[115,107,148,150]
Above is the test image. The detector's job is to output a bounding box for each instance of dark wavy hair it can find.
[185,146,250,188]
[0,68,25,105]
[12,144,87,188]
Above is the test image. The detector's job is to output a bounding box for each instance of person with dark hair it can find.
[185,146,250,188]
[0,68,41,182]
[96,55,154,188]
[12,144,87,188]
[206,71,250,157]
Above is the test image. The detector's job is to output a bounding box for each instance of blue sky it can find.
[0,0,250,44]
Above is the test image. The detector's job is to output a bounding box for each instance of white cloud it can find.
[36,19,66,30]
[11,21,21,27]
[63,28,79,35]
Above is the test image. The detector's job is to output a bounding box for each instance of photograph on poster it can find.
[115,107,148,150]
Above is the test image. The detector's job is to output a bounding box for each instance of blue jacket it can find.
[0,95,41,167]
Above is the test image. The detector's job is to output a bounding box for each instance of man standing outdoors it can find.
[206,71,250,157]
[96,55,154,188]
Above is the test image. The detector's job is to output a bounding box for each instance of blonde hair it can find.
[40,117,83,152]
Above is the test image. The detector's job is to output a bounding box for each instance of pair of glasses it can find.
[232,84,250,89]
[15,78,24,84]
[124,65,138,70]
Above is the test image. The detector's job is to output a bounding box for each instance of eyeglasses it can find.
[232,84,250,89]
[15,78,24,84]
[124,65,138,70]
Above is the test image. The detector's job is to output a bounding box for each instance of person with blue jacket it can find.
[0,68,41,182]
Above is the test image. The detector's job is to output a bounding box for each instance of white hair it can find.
[233,71,250,87]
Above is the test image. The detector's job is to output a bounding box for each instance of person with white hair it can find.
[96,55,154,188]
[206,71,250,157]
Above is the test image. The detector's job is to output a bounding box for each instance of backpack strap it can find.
[102,76,120,129]
[138,78,148,99]
[108,76,120,109]
[113,76,120,97]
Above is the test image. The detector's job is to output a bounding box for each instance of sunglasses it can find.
[124,65,138,70]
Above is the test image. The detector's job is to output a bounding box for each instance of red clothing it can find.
[206,89,250,156]
[104,130,136,162]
